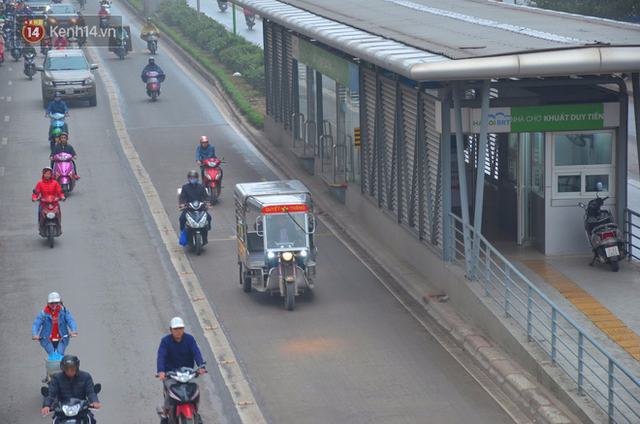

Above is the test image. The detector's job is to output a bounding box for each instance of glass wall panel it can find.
[554,133,613,166]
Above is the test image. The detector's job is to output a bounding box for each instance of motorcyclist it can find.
[179,170,211,233]
[45,92,70,118]
[54,35,68,49]
[98,4,109,25]
[140,16,159,42]
[195,135,217,181]
[32,292,78,355]
[114,25,129,52]
[32,166,65,228]
[157,317,206,424]
[42,355,100,420]
[50,132,80,179]
[141,56,164,82]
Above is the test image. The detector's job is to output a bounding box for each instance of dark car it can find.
[45,4,79,29]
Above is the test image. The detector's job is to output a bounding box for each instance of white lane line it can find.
[87,45,266,424]
[7,96,11,102]
[3,116,9,122]
[0,167,4,176]
[1,137,7,146]
[7,81,12,86]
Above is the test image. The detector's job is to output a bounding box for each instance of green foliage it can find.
[533,0,639,22]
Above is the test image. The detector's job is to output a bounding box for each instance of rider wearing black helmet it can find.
[179,170,211,232]
[42,355,100,418]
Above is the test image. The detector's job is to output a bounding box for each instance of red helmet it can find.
[199,136,209,143]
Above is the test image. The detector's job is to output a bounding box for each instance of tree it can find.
[533,0,639,22]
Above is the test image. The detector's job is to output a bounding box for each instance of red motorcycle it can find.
[0,37,5,64]
[40,35,52,55]
[156,365,206,424]
[202,157,224,203]
[35,193,64,248]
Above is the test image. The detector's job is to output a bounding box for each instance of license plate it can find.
[65,88,74,94]
[605,246,619,257]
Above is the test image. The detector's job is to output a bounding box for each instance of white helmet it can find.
[170,317,185,329]
[48,292,61,303]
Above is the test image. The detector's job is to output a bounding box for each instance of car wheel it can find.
[43,97,49,109]
[89,95,97,107]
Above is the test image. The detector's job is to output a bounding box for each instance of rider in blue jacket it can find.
[141,56,164,82]
[32,292,78,355]
[45,92,70,117]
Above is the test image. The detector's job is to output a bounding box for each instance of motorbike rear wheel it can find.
[284,281,294,311]
[610,257,619,272]
[178,415,196,424]
[151,91,157,102]
[47,226,55,248]
[195,233,203,256]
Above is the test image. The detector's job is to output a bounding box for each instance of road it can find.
[0,4,521,423]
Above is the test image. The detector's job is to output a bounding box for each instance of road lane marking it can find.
[4,116,9,122]
[524,260,640,361]
[7,81,11,86]
[1,137,7,145]
[0,167,4,176]
[87,45,267,424]
[6,96,11,102]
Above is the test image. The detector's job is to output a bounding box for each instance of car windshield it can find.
[264,212,308,250]
[46,56,88,71]
[49,5,76,13]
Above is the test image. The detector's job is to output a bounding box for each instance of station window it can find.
[552,131,614,197]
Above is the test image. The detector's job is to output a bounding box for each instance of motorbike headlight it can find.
[282,251,293,262]
[62,403,81,416]
[46,212,56,219]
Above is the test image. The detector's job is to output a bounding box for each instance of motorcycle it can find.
[216,0,228,12]
[34,193,64,248]
[180,201,210,255]
[0,36,4,63]
[578,182,626,272]
[99,11,110,29]
[144,30,158,54]
[42,384,101,424]
[67,36,80,50]
[23,51,36,79]
[40,35,52,55]
[48,113,69,149]
[114,32,128,59]
[244,9,256,29]
[201,157,224,204]
[10,37,21,61]
[52,152,78,194]
[144,70,165,102]
[156,365,206,424]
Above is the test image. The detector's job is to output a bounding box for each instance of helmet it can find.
[47,292,61,303]
[148,56,154,63]
[187,170,199,180]
[43,166,53,173]
[54,91,62,98]
[170,317,185,329]
[52,128,62,136]
[147,16,152,21]
[60,355,80,371]
[199,136,209,143]
[59,131,68,138]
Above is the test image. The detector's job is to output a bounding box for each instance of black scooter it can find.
[41,384,101,424]
[216,0,228,12]
[23,51,36,79]
[181,201,210,255]
[578,182,626,272]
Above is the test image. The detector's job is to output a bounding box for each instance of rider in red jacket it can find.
[32,167,65,223]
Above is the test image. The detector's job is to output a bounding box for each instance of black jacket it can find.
[43,370,99,407]
[180,182,210,205]
[51,143,77,158]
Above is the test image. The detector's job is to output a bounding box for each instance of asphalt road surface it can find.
[0,4,520,423]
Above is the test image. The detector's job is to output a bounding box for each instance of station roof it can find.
[233,0,640,81]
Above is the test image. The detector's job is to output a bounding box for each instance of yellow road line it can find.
[523,260,640,362]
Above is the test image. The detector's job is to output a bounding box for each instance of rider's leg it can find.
[42,341,55,355]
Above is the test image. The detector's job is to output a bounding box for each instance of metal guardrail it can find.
[623,208,640,262]
[448,213,640,424]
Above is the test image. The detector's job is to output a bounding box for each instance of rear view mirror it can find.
[94,383,101,394]
[255,216,263,236]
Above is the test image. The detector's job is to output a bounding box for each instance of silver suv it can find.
[37,49,98,108]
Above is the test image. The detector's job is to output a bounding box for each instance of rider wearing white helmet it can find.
[32,292,78,355]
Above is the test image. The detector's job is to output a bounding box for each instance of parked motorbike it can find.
[578,182,626,272]
[52,152,78,194]
[216,0,228,11]
[156,365,206,424]
[244,9,256,29]
[202,157,224,204]
[144,30,158,54]
[144,70,165,101]
[48,113,69,149]
[42,384,101,424]
[34,193,64,248]
[181,201,210,255]
[23,51,36,79]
